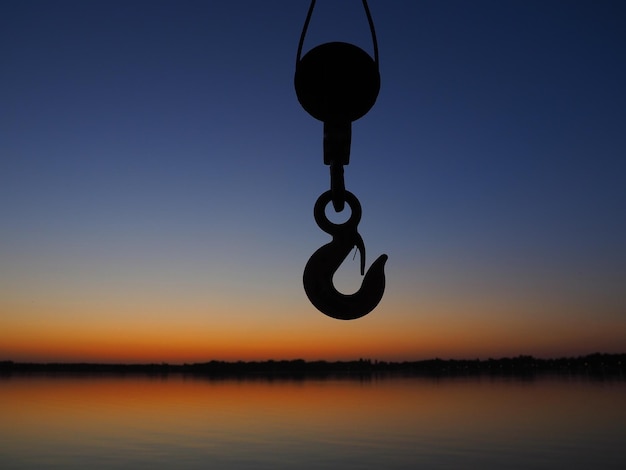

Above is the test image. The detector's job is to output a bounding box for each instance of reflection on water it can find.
[1,375,625,469]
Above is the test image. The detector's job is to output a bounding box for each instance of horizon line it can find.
[2,352,624,367]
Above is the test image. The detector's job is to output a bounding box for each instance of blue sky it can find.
[1,0,625,362]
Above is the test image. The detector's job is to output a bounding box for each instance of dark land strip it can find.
[1,353,624,380]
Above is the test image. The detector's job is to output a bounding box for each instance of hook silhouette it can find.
[303,191,387,320]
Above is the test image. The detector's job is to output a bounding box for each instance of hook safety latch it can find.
[303,190,387,320]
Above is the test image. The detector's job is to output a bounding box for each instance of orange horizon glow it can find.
[3,281,625,364]
[3,311,624,364]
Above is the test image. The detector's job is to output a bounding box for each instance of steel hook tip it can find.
[303,190,387,320]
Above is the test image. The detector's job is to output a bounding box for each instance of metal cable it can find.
[296,0,379,65]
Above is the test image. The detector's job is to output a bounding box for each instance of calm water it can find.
[1,374,624,469]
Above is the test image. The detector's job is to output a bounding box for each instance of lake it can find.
[1,373,624,469]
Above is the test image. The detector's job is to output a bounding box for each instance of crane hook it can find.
[303,190,387,320]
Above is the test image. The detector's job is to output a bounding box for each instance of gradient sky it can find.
[2,0,625,363]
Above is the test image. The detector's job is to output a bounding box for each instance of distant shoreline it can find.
[1,353,624,379]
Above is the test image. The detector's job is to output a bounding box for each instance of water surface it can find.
[1,374,624,469]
